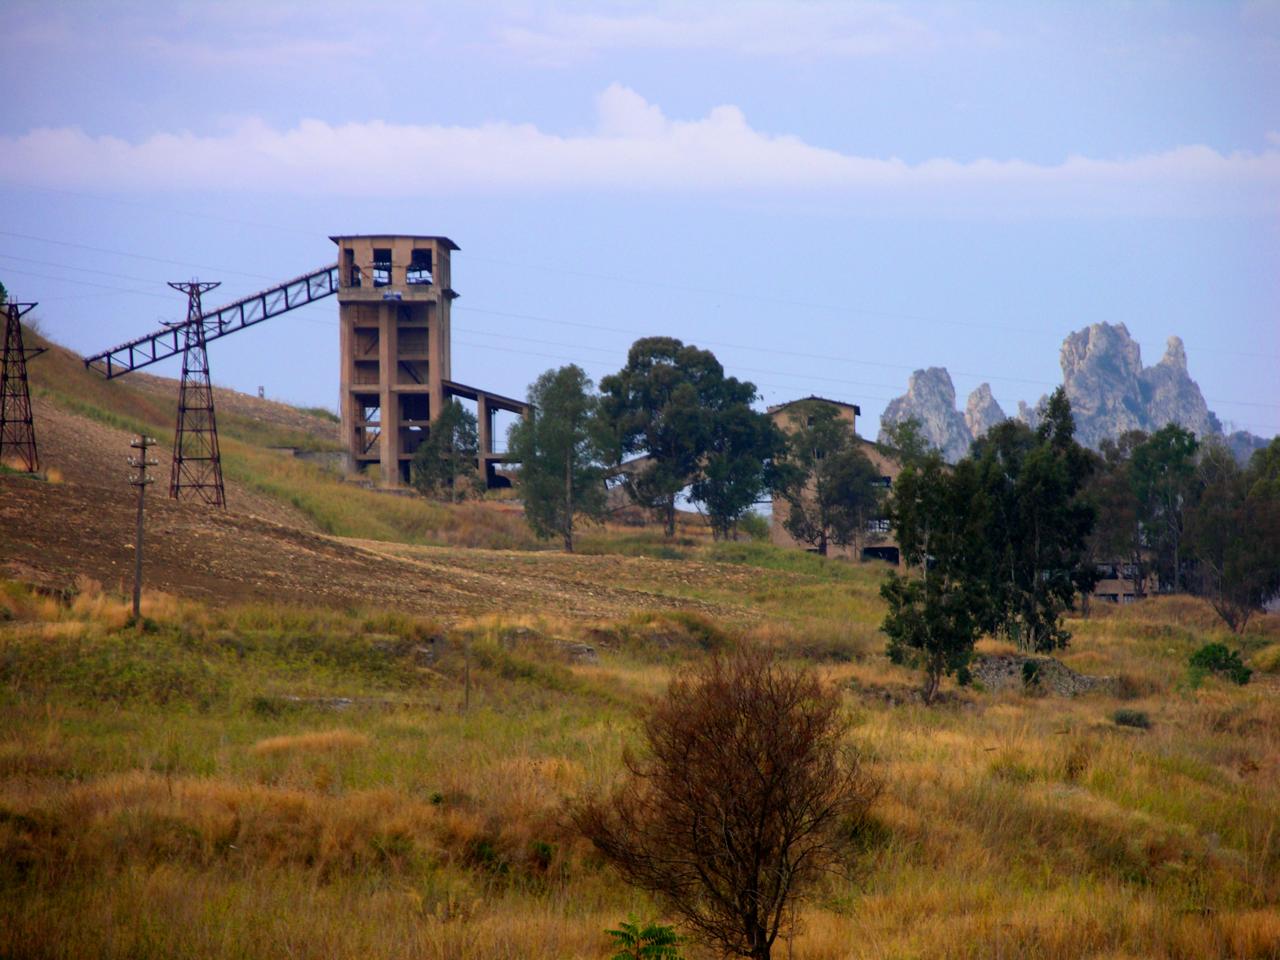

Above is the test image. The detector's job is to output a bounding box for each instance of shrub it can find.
[1188,643,1252,686]
[606,917,684,959]
[574,649,879,960]
[1021,660,1042,690]
[1112,708,1151,730]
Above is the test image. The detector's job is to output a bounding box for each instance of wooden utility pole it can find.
[128,436,159,620]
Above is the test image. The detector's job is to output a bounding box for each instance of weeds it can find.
[1,555,1278,959]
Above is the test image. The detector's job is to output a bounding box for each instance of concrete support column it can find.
[339,310,354,470]
[378,302,399,485]
[477,394,491,456]
[428,300,444,425]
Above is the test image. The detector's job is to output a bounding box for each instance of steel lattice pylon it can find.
[168,281,226,507]
[0,300,43,473]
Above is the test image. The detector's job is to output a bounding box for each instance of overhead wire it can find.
[3,234,1277,424]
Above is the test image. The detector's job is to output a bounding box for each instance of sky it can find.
[2,0,1277,439]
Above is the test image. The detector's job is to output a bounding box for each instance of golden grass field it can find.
[1,562,1278,960]
[2,328,1279,958]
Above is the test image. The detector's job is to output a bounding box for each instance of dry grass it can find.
[250,729,373,756]
[2,558,1279,959]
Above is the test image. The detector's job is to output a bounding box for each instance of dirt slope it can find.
[29,394,314,530]
[3,329,759,622]
[1,471,751,621]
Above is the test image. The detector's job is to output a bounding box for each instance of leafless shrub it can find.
[573,648,880,960]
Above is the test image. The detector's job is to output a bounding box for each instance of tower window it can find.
[407,249,433,285]
[372,249,392,287]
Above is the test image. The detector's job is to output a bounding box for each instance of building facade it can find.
[767,395,903,563]
[333,234,525,488]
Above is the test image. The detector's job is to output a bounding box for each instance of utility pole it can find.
[0,298,45,473]
[128,435,159,621]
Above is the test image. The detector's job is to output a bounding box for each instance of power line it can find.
[0,251,175,286]
[5,219,1274,363]
[0,230,279,281]
[3,229,1276,416]
[453,304,1280,410]
[0,265,173,300]
[456,326,908,395]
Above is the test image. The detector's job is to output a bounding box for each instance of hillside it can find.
[3,327,1280,960]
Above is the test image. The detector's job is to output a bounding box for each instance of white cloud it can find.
[1,85,1276,216]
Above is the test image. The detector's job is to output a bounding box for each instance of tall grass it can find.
[2,574,1278,959]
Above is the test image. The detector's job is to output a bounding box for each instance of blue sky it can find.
[2,1,1277,437]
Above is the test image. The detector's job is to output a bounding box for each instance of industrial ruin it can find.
[80,234,527,502]
[333,235,525,487]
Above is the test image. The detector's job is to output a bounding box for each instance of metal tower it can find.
[167,281,226,507]
[0,300,44,473]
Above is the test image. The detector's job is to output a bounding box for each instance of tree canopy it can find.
[780,402,883,558]
[598,337,772,537]
[1183,439,1280,633]
[506,364,607,552]
[1130,424,1199,592]
[411,399,480,501]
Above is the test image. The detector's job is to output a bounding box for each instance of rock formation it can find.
[878,322,1270,462]
[1056,323,1149,449]
[964,383,1005,443]
[1137,336,1218,440]
[878,367,973,463]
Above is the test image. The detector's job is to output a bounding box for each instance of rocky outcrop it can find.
[1016,399,1042,431]
[878,367,974,463]
[878,323,1271,461]
[1057,323,1149,448]
[969,654,1119,697]
[1137,336,1218,440]
[964,383,1005,442]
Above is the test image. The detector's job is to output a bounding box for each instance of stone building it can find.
[766,396,903,563]
[333,234,525,488]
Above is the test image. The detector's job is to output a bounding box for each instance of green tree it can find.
[411,400,480,502]
[781,402,883,558]
[598,337,757,537]
[1246,436,1280,499]
[1131,424,1199,592]
[968,389,1095,652]
[690,403,789,540]
[886,446,951,578]
[880,416,932,469]
[882,451,989,702]
[1083,431,1148,604]
[1184,441,1280,633]
[506,364,607,552]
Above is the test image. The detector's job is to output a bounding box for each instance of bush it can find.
[606,916,684,960]
[1188,643,1252,686]
[1112,708,1151,730]
[574,649,879,960]
[1021,660,1042,690]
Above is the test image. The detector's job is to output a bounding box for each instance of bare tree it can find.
[573,649,880,960]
